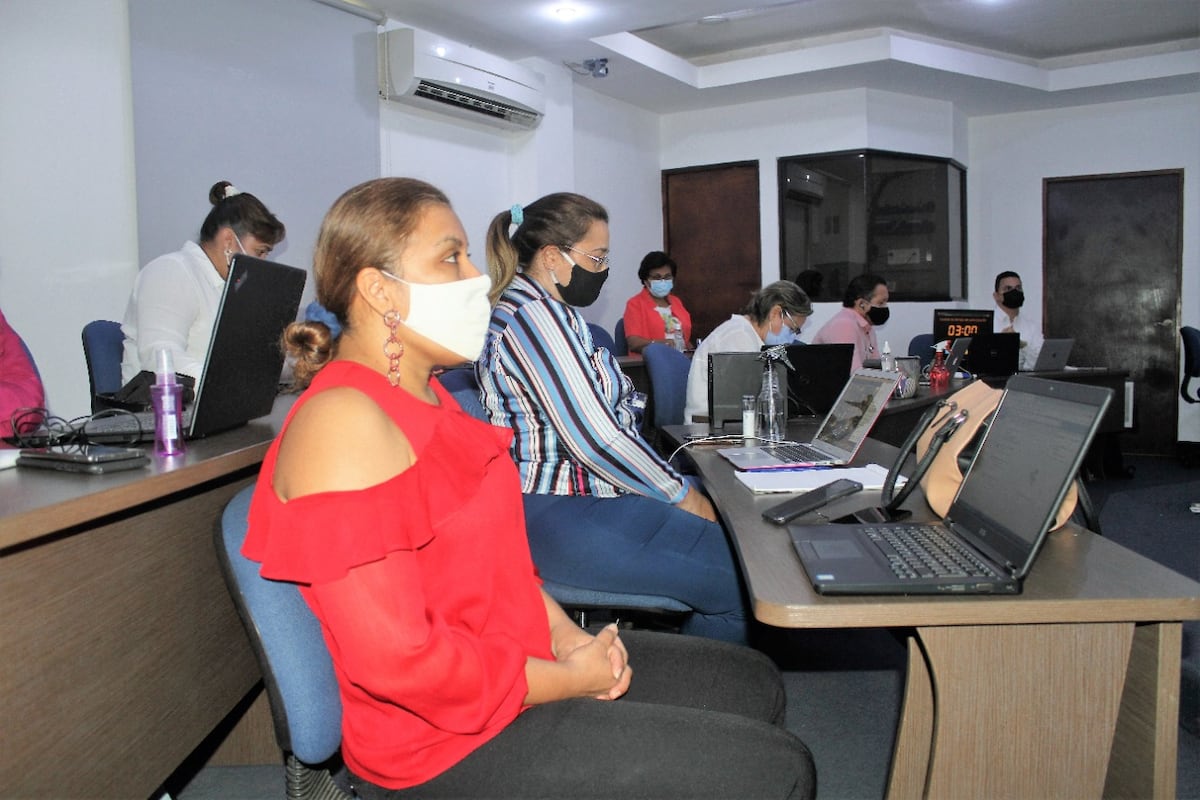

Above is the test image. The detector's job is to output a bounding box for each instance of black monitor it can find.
[933,308,994,343]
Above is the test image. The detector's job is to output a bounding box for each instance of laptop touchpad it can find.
[810,539,864,559]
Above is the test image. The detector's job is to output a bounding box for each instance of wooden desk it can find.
[669,425,1200,800]
[0,397,293,798]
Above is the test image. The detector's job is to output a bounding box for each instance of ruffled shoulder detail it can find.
[243,362,515,584]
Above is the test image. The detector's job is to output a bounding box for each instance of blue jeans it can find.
[522,492,750,643]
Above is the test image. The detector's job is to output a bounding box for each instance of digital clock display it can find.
[933,309,995,343]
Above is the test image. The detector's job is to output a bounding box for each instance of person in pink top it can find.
[812,273,890,371]
[0,308,45,443]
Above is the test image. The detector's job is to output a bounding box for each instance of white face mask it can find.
[382,272,492,361]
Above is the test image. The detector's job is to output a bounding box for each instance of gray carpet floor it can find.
[176,455,1200,800]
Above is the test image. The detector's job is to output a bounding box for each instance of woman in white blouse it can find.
[120,180,285,384]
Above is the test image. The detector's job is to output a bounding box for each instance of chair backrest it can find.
[642,342,691,429]
[587,322,617,353]
[908,332,936,369]
[214,485,343,766]
[438,367,488,421]
[613,319,629,356]
[82,320,125,411]
[1181,326,1200,403]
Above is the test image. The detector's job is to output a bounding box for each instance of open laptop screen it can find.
[948,377,1111,572]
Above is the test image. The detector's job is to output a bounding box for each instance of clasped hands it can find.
[551,620,631,701]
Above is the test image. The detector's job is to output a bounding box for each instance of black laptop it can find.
[707,343,854,427]
[789,375,1112,595]
[82,255,306,442]
[963,332,1019,378]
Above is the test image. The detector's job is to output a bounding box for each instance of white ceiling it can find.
[353,0,1200,115]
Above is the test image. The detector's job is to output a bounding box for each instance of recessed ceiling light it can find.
[554,6,579,20]
[698,15,728,25]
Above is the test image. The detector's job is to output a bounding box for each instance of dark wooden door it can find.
[1044,170,1183,456]
[663,162,761,342]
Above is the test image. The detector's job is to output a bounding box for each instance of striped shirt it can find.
[476,274,687,504]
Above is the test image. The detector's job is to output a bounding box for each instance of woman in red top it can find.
[622,250,693,353]
[243,178,815,799]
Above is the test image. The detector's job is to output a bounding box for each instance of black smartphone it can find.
[17,445,150,474]
[761,478,864,525]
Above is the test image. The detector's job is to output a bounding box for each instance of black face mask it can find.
[557,261,609,307]
[1001,288,1025,309]
[865,305,890,326]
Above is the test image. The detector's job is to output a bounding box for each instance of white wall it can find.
[658,88,965,359]
[572,85,664,332]
[0,0,139,419]
[968,93,1200,440]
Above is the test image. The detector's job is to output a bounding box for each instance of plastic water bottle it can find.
[757,363,786,442]
[880,341,896,372]
[151,348,186,456]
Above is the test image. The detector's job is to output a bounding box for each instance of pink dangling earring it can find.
[383,310,404,387]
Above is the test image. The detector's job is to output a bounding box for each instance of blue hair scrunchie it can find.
[510,204,524,227]
[304,300,343,339]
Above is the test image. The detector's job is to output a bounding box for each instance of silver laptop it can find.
[1029,338,1074,372]
[717,369,899,470]
[789,375,1112,595]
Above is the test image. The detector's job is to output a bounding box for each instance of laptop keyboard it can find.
[82,409,193,437]
[762,443,829,462]
[864,524,998,580]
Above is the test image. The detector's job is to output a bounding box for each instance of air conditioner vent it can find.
[413,80,542,128]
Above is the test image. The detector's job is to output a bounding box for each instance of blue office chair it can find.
[642,342,691,430]
[1181,326,1200,403]
[214,486,353,800]
[908,332,936,369]
[613,318,629,356]
[82,320,125,412]
[587,322,617,353]
[437,367,487,419]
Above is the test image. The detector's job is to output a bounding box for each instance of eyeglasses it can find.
[564,245,610,269]
[783,310,804,335]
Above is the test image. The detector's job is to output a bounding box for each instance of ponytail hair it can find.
[485,192,608,305]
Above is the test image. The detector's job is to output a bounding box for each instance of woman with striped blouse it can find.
[476,193,748,644]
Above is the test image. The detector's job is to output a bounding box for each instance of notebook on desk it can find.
[707,343,854,427]
[789,375,1112,595]
[78,255,306,443]
[716,369,898,469]
[1027,338,1074,372]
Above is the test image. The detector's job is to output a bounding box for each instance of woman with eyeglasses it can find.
[811,272,890,372]
[682,281,812,424]
[477,193,749,644]
[119,180,285,385]
[622,250,693,353]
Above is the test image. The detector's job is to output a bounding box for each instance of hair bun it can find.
[209,180,235,206]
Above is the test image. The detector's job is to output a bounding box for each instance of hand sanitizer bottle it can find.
[151,348,186,456]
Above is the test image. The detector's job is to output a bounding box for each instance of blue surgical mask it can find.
[764,324,795,346]
[648,278,673,299]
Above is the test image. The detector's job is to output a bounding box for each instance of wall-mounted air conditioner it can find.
[379,28,545,130]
